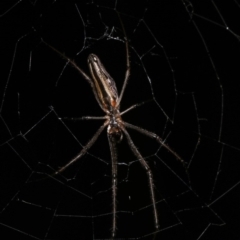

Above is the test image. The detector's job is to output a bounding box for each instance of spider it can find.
[42,12,186,238]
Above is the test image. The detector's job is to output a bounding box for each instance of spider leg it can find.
[116,12,130,107]
[42,40,92,85]
[120,99,153,116]
[121,126,160,230]
[42,40,106,113]
[55,120,108,174]
[60,116,107,121]
[123,122,187,169]
[107,133,118,238]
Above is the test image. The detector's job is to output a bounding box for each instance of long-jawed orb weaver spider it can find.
[42,11,186,238]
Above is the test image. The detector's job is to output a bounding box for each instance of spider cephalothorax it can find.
[107,114,123,143]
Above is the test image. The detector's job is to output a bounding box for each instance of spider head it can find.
[107,118,123,143]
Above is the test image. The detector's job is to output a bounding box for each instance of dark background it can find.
[1,0,240,239]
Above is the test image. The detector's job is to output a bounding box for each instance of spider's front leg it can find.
[107,132,118,238]
[121,126,160,231]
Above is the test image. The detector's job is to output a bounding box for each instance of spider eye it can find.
[113,128,123,143]
[109,131,123,143]
[115,131,123,143]
[108,126,123,143]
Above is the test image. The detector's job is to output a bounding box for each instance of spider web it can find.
[1,0,240,239]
